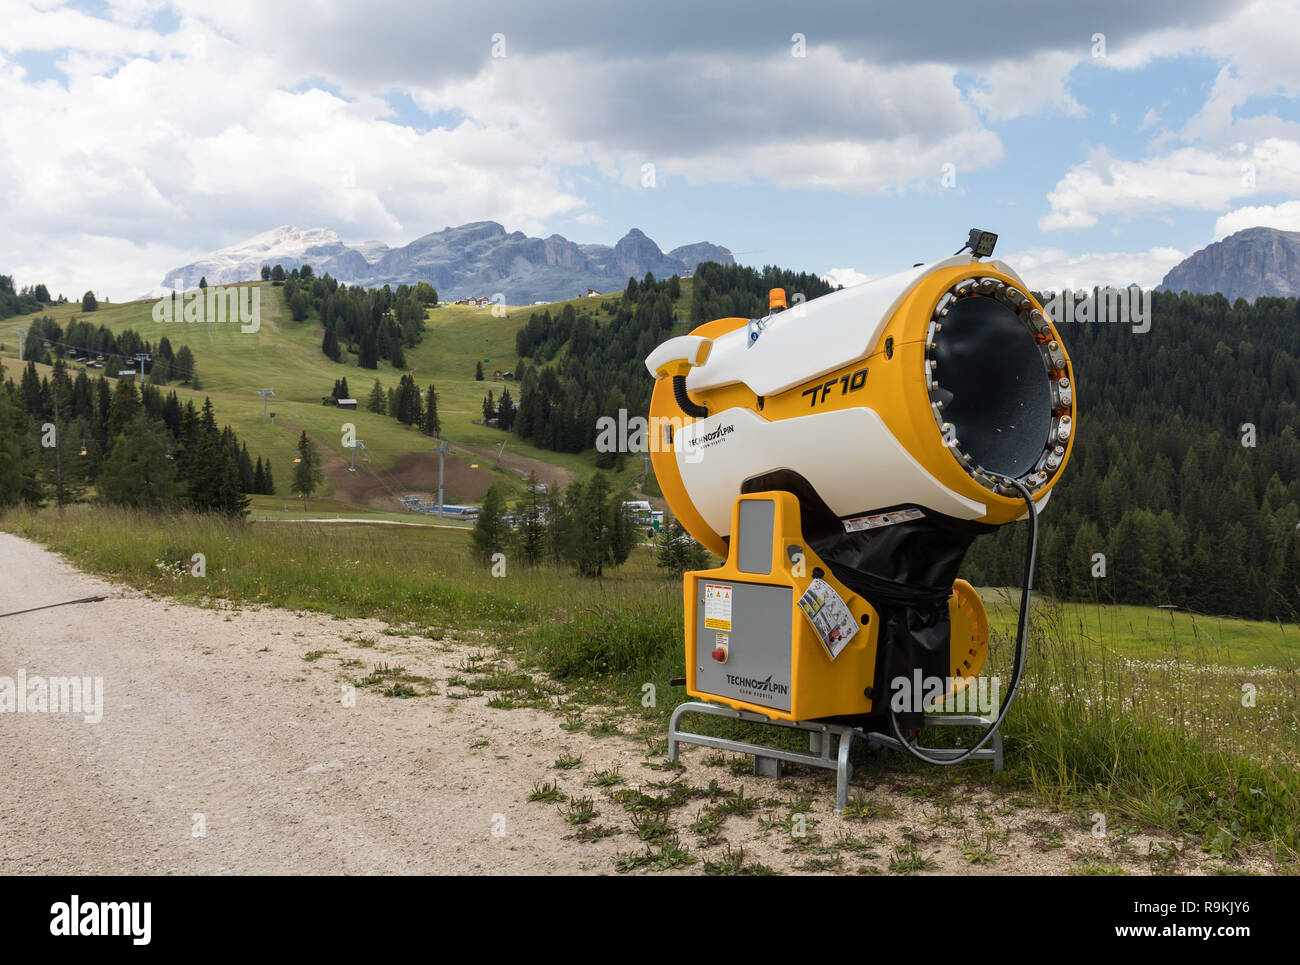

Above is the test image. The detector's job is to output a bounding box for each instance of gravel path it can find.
[0,532,1258,876]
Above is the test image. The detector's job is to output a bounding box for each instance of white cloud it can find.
[1039,139,1300,230]
[1034,2,1300,233]
[1,0,1297,298]
[1214,200,1300,238]
[821,268,877,289]
[1000,246,1187,291]
[0,20,586,298]
[426,49,1005,194]
[0,232,200,304]
[968,50,1085,121]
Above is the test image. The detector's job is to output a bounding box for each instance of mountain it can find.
[1157,226,1300,301]
[160,223,734,303]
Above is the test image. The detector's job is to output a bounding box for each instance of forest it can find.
[0,357,266,515]
[508,265,836,464]
[505,266,1300,621]
[966,289,1300,621]
[269,263,436,370]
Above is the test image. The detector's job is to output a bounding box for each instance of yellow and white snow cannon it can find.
[646,230,1076,803]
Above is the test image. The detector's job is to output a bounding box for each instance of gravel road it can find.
[0,532,1257,876]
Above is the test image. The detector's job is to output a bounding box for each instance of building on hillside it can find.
[336,398,358,410]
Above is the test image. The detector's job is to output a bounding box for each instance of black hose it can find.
[672,375,709,419]
[0,595,106,619]
[884,478,1038,765]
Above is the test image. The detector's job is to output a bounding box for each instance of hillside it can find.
[0,283,657,511]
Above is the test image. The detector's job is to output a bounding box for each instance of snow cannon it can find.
[647,230,1076,804]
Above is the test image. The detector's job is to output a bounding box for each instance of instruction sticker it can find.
[797,578,858,659]
[704,583,732,631]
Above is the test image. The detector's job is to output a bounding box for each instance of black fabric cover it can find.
[741,470,994,729]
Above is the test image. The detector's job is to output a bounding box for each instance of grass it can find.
[703,845,775,876]
[528,780,565,803]
[4,502,1298,869]
[888,845,940,874]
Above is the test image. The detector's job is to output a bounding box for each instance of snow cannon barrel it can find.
[643,242,1076,559]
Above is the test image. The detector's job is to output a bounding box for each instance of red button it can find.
[711,646,727,662]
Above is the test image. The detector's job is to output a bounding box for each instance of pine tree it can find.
[323,323,342,362]
[367,379,386,414]
[292,430,322,508]
[423,384,440,437]
[471,483,510,563]
[0,390,40,506]
[360,332,378,369]
[657,518,709,575]
[512,472,549,566]
[475,360,484,381]
[552,474,635,577]
[99,415,178,509]
[1273,524,1300,622]
[106,377,140,440]
[497,387,514,431]
[237,442,254,493]
[175,345,196,384]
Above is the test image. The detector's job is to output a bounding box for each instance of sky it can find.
[1,0,1299,301]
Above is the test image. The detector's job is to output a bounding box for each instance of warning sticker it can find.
[704,583,732,631]
[796,578,858,659]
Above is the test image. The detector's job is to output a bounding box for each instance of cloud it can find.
[1033,2,1300,232]
[159,0,1234,91]
[0,19,586,298]
[1214,200,1300,237]
[0,0,1292,297]
[968,50,1086,121]
[425,49,1005,193]
[820,268,876,289]
[1039,140,1300,230]
[0,232,199,304]
[1000,246,1187,291]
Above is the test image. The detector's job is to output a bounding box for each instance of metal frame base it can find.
[667,701,1002,812]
